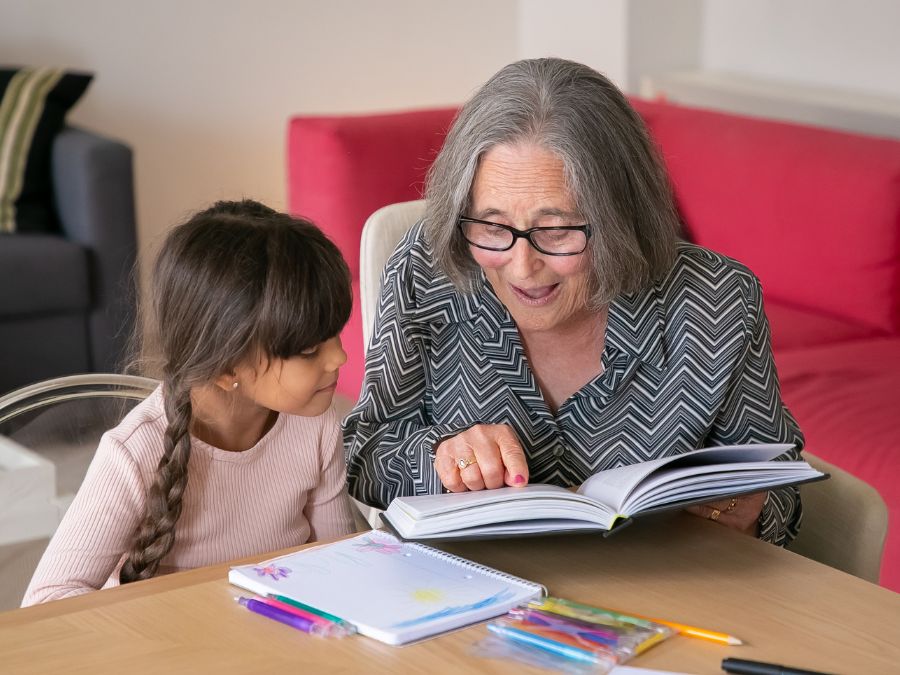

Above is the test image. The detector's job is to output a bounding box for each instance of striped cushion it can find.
[0,68,92,233]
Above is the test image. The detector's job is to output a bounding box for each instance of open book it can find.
[382,444,827,541]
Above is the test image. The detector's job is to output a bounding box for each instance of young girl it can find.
[23,200,358,604]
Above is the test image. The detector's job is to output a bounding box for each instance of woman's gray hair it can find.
[424,57,681,308]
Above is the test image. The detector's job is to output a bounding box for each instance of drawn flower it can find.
[254,564,292,581]
[352,536,404,555]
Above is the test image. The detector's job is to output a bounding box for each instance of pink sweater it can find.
[22,387,357,605]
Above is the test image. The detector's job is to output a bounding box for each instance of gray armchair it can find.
[0,127,137,394]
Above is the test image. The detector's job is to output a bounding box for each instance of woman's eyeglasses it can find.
[458,216,591,256]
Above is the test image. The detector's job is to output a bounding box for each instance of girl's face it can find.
[233,336,347,417]
[467,142,593,335]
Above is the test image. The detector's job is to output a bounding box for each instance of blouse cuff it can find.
[757,486,802,547]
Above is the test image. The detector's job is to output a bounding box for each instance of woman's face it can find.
[468,142,592,334]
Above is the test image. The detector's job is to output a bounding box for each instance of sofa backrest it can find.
[633,99,900,335]
[287,107,457,279]
[288,100,900,335]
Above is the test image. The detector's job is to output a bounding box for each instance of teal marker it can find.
[268,594,357,634]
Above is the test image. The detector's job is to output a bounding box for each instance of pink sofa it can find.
[287,100,900,591]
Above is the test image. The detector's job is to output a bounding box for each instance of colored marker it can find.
[268,594,357,633]
[236,597,349,637]
[259,597,335,627]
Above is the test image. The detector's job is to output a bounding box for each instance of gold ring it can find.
[708,507,722,522]
[455,457,477,470]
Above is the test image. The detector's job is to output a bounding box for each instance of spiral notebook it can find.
[228,530,547,645]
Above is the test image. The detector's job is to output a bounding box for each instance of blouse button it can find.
[553,445,565,458]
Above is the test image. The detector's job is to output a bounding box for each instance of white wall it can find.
[626,0,702,93]
[516,0,704,93]
[701,0,900,99]
[0,0,517,271]
[517,0,629,87]
[4,0,900,272]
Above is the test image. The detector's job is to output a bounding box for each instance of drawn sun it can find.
[412,588,444,603]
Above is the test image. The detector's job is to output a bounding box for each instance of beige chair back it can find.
[790,452,888,584]
[360,199,426,345]
[351,200,426,528]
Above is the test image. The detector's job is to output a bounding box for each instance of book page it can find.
[394,484,578,518]
[623,463,816,513]
[386,485,616,537]
[576,444,795,512]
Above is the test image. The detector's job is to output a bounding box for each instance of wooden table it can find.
[2,512,898,674]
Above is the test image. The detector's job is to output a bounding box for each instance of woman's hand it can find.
[686,492,766,536]
[434,424,529,492]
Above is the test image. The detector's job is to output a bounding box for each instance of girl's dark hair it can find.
[119,199,351,584]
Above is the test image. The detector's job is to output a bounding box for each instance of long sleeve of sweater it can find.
[23,435,144,604]
[22,390,358,606]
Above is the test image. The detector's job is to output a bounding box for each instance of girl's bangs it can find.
[256,231,352,360]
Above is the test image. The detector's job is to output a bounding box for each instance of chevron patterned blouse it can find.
[344,222,804,546]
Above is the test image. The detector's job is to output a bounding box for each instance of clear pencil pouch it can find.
[471,598,673,673]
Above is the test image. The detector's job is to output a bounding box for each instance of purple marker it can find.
[236,597,346,637]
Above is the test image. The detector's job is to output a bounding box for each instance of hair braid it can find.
[119,381,193,584]
[119,199,352,584]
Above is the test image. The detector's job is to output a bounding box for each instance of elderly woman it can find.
[344,58,803,545]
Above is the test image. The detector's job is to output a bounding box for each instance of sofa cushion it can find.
[0,68,93,234]
[775,338,900,589]
[633,99,900,336]
[766,299,887,352]
[0,314,90,393]
[0,234,89,317]
[288,108,457,278]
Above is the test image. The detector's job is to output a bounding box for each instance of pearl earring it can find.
[232,381,239,389]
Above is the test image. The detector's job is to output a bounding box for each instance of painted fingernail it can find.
[514,474,525,484]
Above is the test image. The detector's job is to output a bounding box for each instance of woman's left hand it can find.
[686,492,766,536]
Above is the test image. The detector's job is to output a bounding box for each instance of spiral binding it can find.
[371,529,549,597]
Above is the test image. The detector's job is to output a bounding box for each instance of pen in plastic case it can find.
[532,598,742,646]
[487,622,602,665]
[236,597,349,637]
[522,607,670,658]
[494,617,622,659]
[528,598,658,629]
[507,607,621,645]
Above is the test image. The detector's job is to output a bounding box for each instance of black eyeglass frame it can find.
[457,216,592,256]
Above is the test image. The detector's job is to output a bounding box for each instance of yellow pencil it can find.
[626,614,743,646]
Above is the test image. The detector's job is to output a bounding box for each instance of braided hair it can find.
[119,200,351,583]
